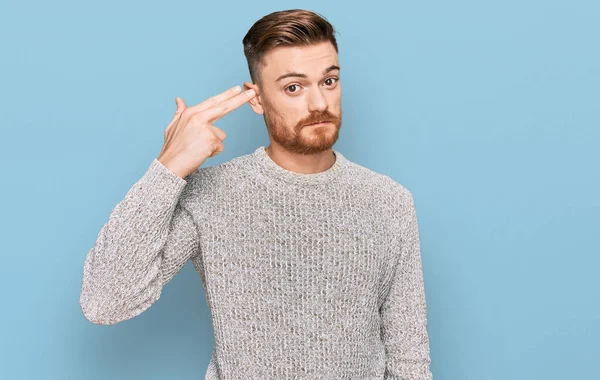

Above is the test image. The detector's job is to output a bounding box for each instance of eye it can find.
[285,84,301,93]
[324,77,339,87]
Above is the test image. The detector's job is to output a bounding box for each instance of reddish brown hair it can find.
[242,9,339,85]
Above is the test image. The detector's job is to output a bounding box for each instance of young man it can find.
[79,9,433,380]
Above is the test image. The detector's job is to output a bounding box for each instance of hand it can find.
[157,85,256,178]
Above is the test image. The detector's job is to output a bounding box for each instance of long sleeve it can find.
[380,190,433,379]
[79,158,202,325]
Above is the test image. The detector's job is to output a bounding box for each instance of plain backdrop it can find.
[1,1,598,379]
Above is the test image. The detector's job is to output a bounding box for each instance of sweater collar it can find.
[252,145,349,186]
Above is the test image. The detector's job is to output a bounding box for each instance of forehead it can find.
[261,41,339,80]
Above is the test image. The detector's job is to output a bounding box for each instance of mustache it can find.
[298,110,341,127]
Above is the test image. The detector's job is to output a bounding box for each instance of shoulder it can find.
[344,159,415,206]
[187,150,255,185]
[175,153,250,212]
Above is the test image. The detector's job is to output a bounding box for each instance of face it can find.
[245,41,342,155]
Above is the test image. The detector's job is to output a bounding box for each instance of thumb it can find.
[175,97,187,114]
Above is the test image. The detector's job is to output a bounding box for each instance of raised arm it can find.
[380,189,433,379]
[79,85,256,325]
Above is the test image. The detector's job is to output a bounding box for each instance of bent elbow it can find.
[79,290,158,326]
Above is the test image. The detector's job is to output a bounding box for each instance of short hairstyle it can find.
[242,9,339,85]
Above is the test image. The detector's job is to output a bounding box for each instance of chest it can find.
[200,188,393,295]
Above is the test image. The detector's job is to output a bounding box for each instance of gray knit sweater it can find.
[79,145,433,379]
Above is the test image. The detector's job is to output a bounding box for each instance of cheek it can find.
[281,94,305,111]
[276,103,304,123]
[330,87,342,103]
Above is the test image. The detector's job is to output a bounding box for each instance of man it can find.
[79,8,433,380]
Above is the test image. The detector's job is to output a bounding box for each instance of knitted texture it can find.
[79,146,433,379]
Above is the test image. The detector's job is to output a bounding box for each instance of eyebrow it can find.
[275,64,341,82]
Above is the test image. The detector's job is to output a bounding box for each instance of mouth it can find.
[306,121,331,127]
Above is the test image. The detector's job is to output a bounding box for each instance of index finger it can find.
[187,85,243,115]
[202,89,256,124]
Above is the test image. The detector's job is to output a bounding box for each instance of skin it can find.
[243,41,343,174]
[157,86,257,179]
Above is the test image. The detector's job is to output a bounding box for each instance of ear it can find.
[243,81,264,115]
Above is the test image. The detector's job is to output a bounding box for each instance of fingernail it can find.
[246,89,256,97]
[232,85,242,92]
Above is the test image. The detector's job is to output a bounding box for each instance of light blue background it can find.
[1,1,598,379]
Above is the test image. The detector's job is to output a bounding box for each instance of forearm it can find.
[79,158,195,325]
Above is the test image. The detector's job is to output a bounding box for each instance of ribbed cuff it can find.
[134,158,189,209]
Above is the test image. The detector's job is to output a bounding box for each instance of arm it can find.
[79,158,201,325]
[380,190,433,379]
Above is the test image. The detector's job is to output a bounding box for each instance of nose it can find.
[307,86,328,113]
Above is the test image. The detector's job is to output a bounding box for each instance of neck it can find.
[265,144,336,174]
